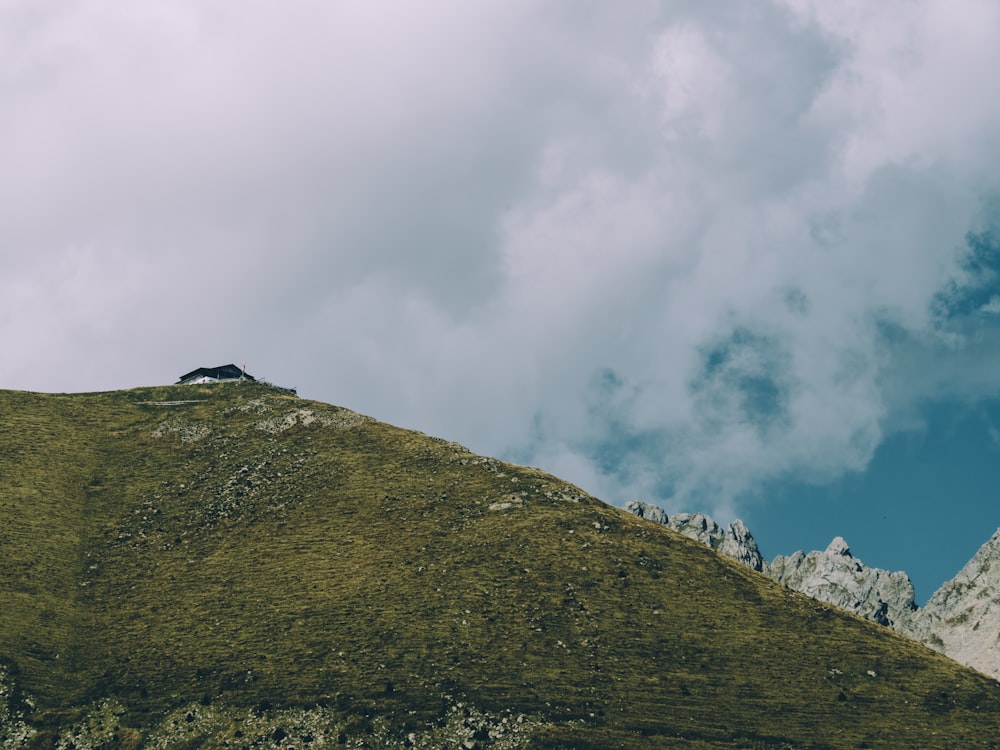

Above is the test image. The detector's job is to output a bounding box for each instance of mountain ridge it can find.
[624,501,1000,681]
[2,384,1000,748]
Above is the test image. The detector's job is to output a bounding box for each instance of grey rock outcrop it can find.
[623,502,765,572]
[719,519,765,572]
[623,504,917,626]
[908,528,1000,680]
[622,500,668,525]
[666,511,727,548]
[769,537,917,630]
[623,502,1000,680]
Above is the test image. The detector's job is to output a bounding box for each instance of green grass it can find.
[2,383,1000,748]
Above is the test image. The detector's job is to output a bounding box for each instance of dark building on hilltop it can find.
[176,364,255,385]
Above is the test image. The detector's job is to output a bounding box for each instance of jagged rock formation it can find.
[622,499,668,525]
[909,528,1000,681]
[769,537,917,630]
[623,501,1000,681]
[719,519,764,572]
[664,511,726,548]
[623,502,916,631]
[622,502,765,572]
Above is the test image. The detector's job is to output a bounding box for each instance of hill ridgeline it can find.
[2,383,1000,749]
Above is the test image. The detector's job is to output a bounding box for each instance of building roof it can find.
[176,364,255,384]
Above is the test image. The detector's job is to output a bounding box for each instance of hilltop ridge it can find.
[2,384,1000,748]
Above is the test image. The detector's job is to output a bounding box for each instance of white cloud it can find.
[2,1,1000,516]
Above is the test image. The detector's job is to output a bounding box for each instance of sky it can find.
[2,1,1000,603]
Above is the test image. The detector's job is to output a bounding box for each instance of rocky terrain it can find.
[909,529,1000,681]
[769,537,917,631]
[623,503,765,572]
[625,501,1000,681]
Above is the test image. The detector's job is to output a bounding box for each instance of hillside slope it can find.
[2,384,1000,748]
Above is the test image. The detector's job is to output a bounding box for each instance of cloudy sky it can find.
[3,1,1000,600]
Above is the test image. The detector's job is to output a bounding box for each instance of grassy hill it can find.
[1,383,999,748]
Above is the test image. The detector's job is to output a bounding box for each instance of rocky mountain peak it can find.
[826,536,852,557]
[718,519,766,572]
[769,539,916,630]
[908,527,1000,680]
[626,502,1000,680]
[624,503,916,630]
